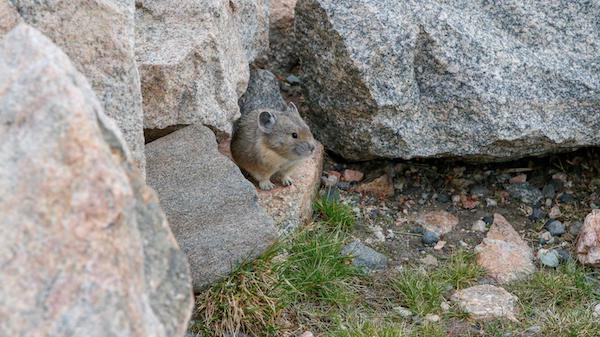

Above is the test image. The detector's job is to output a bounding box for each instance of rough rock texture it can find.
[451,285,518,322]
[268,0,298,72]
[145,125,278,291]
[136,0,268,133]
[475,214,535,284]
[576,210,600,266]
[342,240,388,272]
[295,0,600,161]
[11,0,146,173]
[0,25,192,336]
[239,68,288,114]
[0,0,20,35]
[416,210,459,235]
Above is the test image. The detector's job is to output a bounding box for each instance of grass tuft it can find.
[391,269,445,316]
[314,196,356,230]
[433,250,486,290]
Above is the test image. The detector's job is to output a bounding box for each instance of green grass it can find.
[327,319,408,337]
[275,226,361,305]
[391,250,483,316]
[314,195,355,230]
[433,250,486,290]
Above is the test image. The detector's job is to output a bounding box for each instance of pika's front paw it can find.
[282,176,294,186]
[259,180,275,190]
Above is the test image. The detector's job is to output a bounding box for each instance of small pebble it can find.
[593,303,600,318]
[472,219,488,232]
[394,306,413,318]
[555,249,572,263]
[470,185,489,197]
[342,169,364,182]
[436,193,450,203]
[542,183,556,199]
[545,198,553,207]
[546,220,565,236]
[539,231,554,245]
[422,230,440,246]
[337,181,351,190]
[434,240,446,250]
[440,302,451,311]
[569,221,584,236]
[424,314,440,323]
[486,198,498,207]
[528,207,545,221]
[538,249,560,268]
[482,215,494,225]
[509,174,527,184]
[285,74,301,85]
[452,195,461,204]
[559,193,575,204]
[548,206,561,219]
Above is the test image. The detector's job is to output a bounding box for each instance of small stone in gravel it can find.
[436,193,450,203]
[570,221,584,236]
[593,303,600,318]
[422,231,440,246]
[528,207,545,222]
[299,332,314,337]
[434,240,446,250]
[440,302,451,312]
[461,195,480,209]
[538,249,560,268]
[354,174,394,198]
[546,220,566,236]
[337,181,351,190]
[559,193,576,204]
[555,249,572,263]
[420,254,439,267]
[417,210,459,235]
[486,198,498,207]
[539,231,554,245]
[509,174,527,184]
[424,314,440,323]
[542,183,556,199]
[342,169,364,182]
[470,185,489,197]
[451,285,518,321]
[483,215,494,225]
[496,173,511,183]
[452,194,461,204]
[341,240,388,272]
[549,206,562,219]
[472,220,488,232]
[394,306,413,317]
[506,183,543,204]
[286,74,301,85]
[576,210,600,266]
[552,173,568,182]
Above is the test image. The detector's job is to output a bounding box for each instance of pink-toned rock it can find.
[549,205,562,219]
[509,174,527,184]
[219,138,324,234]
[354,174,394,199]
[342,169,365,182]
[475,214,535,284]
[461,195,480,209]
[417,210,459,235]
[451,285,518,322]
[0,1,20,35]
[0,25,192,337]
[328,170,342,180]
[576,210,600,266]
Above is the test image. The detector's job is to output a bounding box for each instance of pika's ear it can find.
[287,102,300,116]
[258,110,277,133]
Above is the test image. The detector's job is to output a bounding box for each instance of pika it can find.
[231,102,316,190]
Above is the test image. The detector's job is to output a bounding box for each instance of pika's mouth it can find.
[294,142,316,157]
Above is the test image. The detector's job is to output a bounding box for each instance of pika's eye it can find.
[291,132,298,139]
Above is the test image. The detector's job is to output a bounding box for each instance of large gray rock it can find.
[146,125,278,291]
[239,68,288,114]
[11,0,146,173]
[268,0,299,72]
[0,24,192,337]
[295,0,600,161]
[136,0,269,133]
[0,1,20,35]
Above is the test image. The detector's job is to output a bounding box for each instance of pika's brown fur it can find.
[231,103,316,190]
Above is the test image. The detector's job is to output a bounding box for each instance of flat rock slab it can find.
[451,285,518,322]
[576,210,600,266]
[416,210,459,236]
[475,214,535,284]
[146,125,277,292]
[342,240,388,272]
[219,138,324,234]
